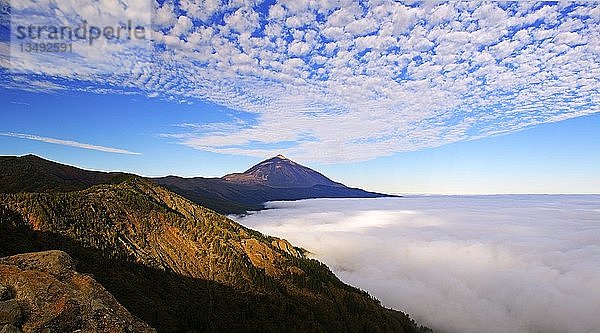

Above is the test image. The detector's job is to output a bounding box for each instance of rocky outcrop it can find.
[271,238,304,258]
[0,251,154,333]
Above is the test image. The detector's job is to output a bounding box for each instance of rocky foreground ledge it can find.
[0,250,154,333]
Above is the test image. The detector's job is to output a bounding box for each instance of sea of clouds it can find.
[233,195,600,333]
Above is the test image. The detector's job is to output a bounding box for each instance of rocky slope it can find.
[0,178,427,332]
[0,250,154,333]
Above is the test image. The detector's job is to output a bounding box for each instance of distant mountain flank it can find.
[155,154,395,214]
[0,154,130,193]
[0,154,394,215]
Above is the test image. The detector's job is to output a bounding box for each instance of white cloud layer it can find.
[0,132,141,155]
[234,196,600,333]
[2,1,600,162]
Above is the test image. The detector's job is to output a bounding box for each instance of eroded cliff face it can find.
[1,179,325,292]
[0,250,154,333]
[0,179,427,332]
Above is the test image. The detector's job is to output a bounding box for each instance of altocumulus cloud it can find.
[234,196,600,333]
[2,1,600,162]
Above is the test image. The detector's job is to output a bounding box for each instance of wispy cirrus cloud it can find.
[0,132,141,155]
[2,1,599,162]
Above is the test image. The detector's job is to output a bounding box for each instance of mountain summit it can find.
[156,154,394,214]
[223,155,344,188]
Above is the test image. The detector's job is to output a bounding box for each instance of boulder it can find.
[0,300,21,325]
[0,251,155,332]
[0,285,10,301]
[0,324,22,333]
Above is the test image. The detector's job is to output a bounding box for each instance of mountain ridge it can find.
[0,176,427,332]
[0,154,395,214]
[0,154,131,193]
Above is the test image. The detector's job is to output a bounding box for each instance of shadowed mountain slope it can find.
[0,154,393,215]
[0,155,130,193]
[0,178,427,332]
[155,155,394,214]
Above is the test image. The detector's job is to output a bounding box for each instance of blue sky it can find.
[1,1,599,194]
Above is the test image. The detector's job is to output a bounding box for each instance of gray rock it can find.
[0,324,22,333]
[0,300,21,325]
[0,285,10,302]
[90,299,107,313]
